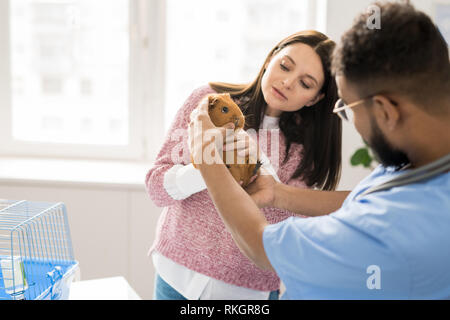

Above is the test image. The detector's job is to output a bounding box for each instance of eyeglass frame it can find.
[333,92,396,121]
[333,96,374,121]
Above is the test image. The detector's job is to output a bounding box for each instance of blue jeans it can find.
[154,273,187,300]
[153,273,279,300]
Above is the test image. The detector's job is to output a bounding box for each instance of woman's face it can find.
[261,42,325,117]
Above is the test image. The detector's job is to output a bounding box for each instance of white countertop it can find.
[69,277,142,300]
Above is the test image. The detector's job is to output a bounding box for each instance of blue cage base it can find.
[0,256,78,300]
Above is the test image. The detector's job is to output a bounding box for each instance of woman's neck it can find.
[264,107,281,118]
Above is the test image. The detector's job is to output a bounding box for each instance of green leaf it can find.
[350,147,373,168]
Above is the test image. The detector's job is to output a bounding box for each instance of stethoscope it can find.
[357,153,450,199]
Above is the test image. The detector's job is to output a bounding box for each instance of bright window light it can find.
[10,0,129,145]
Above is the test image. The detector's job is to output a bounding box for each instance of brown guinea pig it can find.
[191,93,261,187]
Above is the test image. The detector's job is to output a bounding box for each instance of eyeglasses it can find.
[333,96,373,122]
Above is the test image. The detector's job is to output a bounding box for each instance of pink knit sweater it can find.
[145,85,308,291]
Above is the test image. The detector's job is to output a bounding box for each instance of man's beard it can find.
[365,118,410,170]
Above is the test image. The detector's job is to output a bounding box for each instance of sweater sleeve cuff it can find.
[163,164,207,200]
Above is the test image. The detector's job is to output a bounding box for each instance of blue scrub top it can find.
[263,165,450,299]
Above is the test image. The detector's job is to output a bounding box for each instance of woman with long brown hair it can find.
[146,30,342,300]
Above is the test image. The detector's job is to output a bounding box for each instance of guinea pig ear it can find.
[208,95,218,111]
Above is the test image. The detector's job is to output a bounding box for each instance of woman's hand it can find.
[188,97,235,166]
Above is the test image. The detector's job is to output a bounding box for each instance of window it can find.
[0,0,320,161]
[0,0,165,160]
[9,0,129,146]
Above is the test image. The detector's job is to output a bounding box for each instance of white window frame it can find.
[0,0,166,162]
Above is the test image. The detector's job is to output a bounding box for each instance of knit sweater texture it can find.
[145,85,308,291]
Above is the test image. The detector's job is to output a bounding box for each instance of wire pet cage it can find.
[0,200,78,300]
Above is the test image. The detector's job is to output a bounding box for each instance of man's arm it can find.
[245,174,350,216]
[198,162,275,272]
[274,184,350,216]
[188,97,348,272]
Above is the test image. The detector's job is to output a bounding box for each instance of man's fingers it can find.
[199,97,209,112]
[217,122,235,141]
[190,97,209,122]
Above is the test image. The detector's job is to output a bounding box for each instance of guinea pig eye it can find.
[221,106,229,113]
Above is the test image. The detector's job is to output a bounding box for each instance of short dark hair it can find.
[332,1,450,113]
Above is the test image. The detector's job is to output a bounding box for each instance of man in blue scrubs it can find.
[189,2,450,299]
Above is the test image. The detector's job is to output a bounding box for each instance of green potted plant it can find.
[350,141,377,169]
